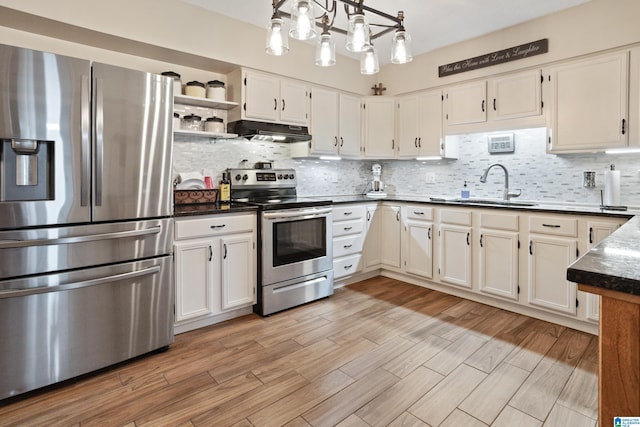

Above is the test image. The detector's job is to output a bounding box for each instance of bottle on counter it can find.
[461,180,470,199]
[219,172,231,203]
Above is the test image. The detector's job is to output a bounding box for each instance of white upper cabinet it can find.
[488,69,542,121]
[544,51,629,153]
[444,80,487,128]
[228,69,309,126]
[397,89,445,158]
[363,96,396,158]
[303,87,361,158]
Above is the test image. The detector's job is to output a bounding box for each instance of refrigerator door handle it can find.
[81,74,91,207]
[0,226,161,249]
[0,266,161,299]
[95,77,104,206]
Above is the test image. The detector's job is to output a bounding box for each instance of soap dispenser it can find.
[461,181,470,199]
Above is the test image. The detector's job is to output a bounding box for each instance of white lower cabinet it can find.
[527,216,578,315]
[402,205,434,279]
[362,204,382,271]
[332,204,367,280]
[380,204,402,269]
[438,209,473,288]
[174,213,257,333]
[478,212,519,301]
[583,218,625,321]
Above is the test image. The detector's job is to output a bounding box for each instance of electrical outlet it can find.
[425,172,436,184]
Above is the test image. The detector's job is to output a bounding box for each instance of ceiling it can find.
[181,0,590,65]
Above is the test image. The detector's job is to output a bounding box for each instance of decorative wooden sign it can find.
[439,38,548,77]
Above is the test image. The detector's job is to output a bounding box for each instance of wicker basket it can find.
[174,189,218,205]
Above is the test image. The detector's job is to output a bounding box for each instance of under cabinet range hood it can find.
[228,120,311,143]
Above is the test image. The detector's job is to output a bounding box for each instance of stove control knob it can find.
[283,174,289,180]
[278,174,283,179]
[289,173,295,179]
[242,174,249,181]
[235,174,242,181]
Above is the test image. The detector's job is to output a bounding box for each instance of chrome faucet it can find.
[480,163,521,200]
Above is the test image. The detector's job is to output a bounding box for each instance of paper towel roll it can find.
[604,169,620,206]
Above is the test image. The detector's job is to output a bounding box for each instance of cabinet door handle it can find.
[622,118,626,135]
[367,211,371,221]
[428,227,431,240]
[210,224,226,229]
[529,241,533,255]
[480,234,483,247]
[481,100,485,112]
[209,245,212,261]
[223,243,228,259]
[414,137,418,148]
[466,232,470,246]
[418,137,421,147]
[392,139,395,150]
[542,224,561,228]
[282,98,285,111]
[396,211,400,221]
[274,98,277,111]
[340,137,344,147]
[334,136,338,147]
[589,227,593,244]
[493,98,497,111]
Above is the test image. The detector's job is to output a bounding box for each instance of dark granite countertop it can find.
[173,202,259,217]
[567,215,640,296]
[309,194,638,218]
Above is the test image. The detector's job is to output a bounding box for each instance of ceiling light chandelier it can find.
[265,0,413,74]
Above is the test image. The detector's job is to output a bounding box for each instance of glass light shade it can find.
[346,13,370,52]
[315,32,336,67]
[360,44,379,75]
[266,16,289,56]
[290,0,316,40]
[391,29,413,64]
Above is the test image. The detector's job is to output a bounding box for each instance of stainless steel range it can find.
[228,168,333,315]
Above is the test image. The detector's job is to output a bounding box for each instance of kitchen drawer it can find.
[406,205,434,221]
[481,212,519,231]
[333,205,366,221]
[440,209,472,226]
[333,234,364,258]
[333,254,362,279]
[175,214,255,240]
[529,216,577,237]
[333,219,365,237]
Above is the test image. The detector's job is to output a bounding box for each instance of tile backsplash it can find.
[173,127,640,207]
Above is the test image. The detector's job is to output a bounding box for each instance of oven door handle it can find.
[262,207,332,220]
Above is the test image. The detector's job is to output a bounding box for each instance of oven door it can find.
[261,206,333,286]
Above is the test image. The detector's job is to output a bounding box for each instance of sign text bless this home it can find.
[439,39,549,77]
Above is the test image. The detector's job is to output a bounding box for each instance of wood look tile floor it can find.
[0,277,598,427]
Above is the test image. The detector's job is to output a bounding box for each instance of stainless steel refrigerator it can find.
[0,44,174,400]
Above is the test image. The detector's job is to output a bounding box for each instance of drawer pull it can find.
[343,212,353,216]
[344,264,353,269]
[210,224,226,229]
[343,244,352,249]
[413,211,424,215]
[343,226,353,231]
[542,224,561,228]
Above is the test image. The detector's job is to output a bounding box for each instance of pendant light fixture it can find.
[346,12,370,53]
[390,11,413,64]
[290,0,317,40]
[266,0,412,74]
[266,15,289,56]
[360,43,379,75]
[315,16,336,66]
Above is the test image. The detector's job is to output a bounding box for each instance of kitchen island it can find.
[567,216,640,427]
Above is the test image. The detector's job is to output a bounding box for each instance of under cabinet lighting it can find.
[605,148,640,154]
[416,156,442,161]
[319,155,341,160]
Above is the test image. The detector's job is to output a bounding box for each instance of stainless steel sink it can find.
[450,198,537,207]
